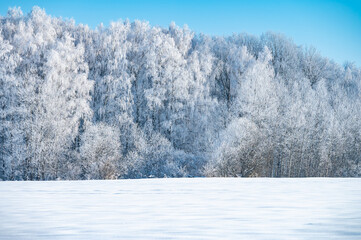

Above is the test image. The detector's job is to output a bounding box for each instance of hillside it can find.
[1,7,361,180]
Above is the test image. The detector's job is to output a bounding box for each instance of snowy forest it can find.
[0,7,360,180]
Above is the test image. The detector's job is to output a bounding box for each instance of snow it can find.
[0,178,361,239]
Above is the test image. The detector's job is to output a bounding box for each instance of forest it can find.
[1,7,360,180]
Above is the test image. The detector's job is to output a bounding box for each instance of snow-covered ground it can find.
[0,178,360,239]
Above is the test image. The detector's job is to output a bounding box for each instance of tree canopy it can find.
[1,7,360,180]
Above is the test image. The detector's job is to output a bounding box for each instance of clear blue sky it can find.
[1,0,360,66]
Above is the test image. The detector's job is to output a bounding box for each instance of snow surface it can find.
[0,178,361,239]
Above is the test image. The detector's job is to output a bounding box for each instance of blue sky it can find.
[1,0,360,66]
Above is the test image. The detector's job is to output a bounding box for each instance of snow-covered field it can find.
[0,178,361,239]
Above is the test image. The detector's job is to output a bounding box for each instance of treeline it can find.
[0,7,360,180]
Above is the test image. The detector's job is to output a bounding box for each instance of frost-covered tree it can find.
[0,33,26,180]
[80,123,121,179]
[1,6,361,180]
[205,118,261,177]
[28,33,93,180]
